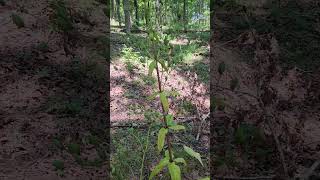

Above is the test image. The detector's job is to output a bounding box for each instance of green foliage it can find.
[67,143,81,155]
[183,145,203,166]
[50,0,73,33]
[36,42,49,52]
[146,30,206,180]
[168,162,181,180]
[149,158,170,180]
[11,14,25,28]
[157,128,168,153]
[52,138,64,150]
[52,160,64,170]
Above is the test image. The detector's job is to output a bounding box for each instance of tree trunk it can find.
[144,0,149,27]
[115,0,121,26]
[134,0,139,26]
[183,0,187,32]
[111,0,114,19]
[155,0,161,30]
[123,0,131,33]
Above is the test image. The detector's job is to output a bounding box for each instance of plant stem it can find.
[155,59,174,162]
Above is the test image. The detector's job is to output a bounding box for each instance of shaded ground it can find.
[211,0,320,179]
[0,0,109,179]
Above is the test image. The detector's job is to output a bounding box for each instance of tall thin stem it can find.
[155,57,174,162]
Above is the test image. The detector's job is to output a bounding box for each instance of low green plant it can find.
[36,42,49,52]
[67,143,81,155]
[146,29,208,180]
[52,160,65,177]
[11,13,24,28]
[50,0,73,33]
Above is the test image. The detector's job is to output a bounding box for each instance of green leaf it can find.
[174,158,187,166]
[52,160,64,171]
[198,177,210,180]
[160,92,169,113]
[67,143,80,155]
[12,13,25,28]
[148,61,157,76]
[218,61,226,75]
[157,128,168,153]
[147,91,159,101]
[169,125,185,131]
[149,158,170,180]
[164,150,174,159]
[168,162,181,180]
[165,114,176,127]
[159,59,168,71]
[183,145,203,166]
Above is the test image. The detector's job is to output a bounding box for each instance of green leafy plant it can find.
[11,13,25,28]
[146,29,207,180]
[50,0,73,33]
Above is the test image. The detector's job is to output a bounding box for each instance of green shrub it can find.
[12,14,25,28]
[67,143,81,155]
[52,160,64,170]
[36,42,49,52]
[50,0,73,33]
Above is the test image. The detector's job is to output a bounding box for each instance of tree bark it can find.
[115,0,121,26]
[123,0,132,33]
[111,0,114,19]
[134,0,139,26]
[183,0,187,32]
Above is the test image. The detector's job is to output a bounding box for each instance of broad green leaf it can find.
[198,177,210,180]
[174,158,187,166]
[218,61,226,75]
[165,114,175,127]
[157,128,168,152]
[148,61,157,76]
[149,158,169,180]
[160,92,169,113]
[169,125,185,131]
[183,145,203,166]
[168,162,181,180]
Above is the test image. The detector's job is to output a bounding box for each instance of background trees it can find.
[111,0,210,33]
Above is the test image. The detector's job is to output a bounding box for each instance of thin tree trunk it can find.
[134,0,139,26]
[183,0,187,32]
[111,0,114,19]
[123,0,131,33]
[155,0,161,30]
[115,0,121,26]
[144,0,149,27]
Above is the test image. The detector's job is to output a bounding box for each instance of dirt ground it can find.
[0,1,109,179]
[211,3,320,177]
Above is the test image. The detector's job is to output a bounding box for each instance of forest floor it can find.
[210,1,320,179]
[110,23,211,179]
[0,1,109,179]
